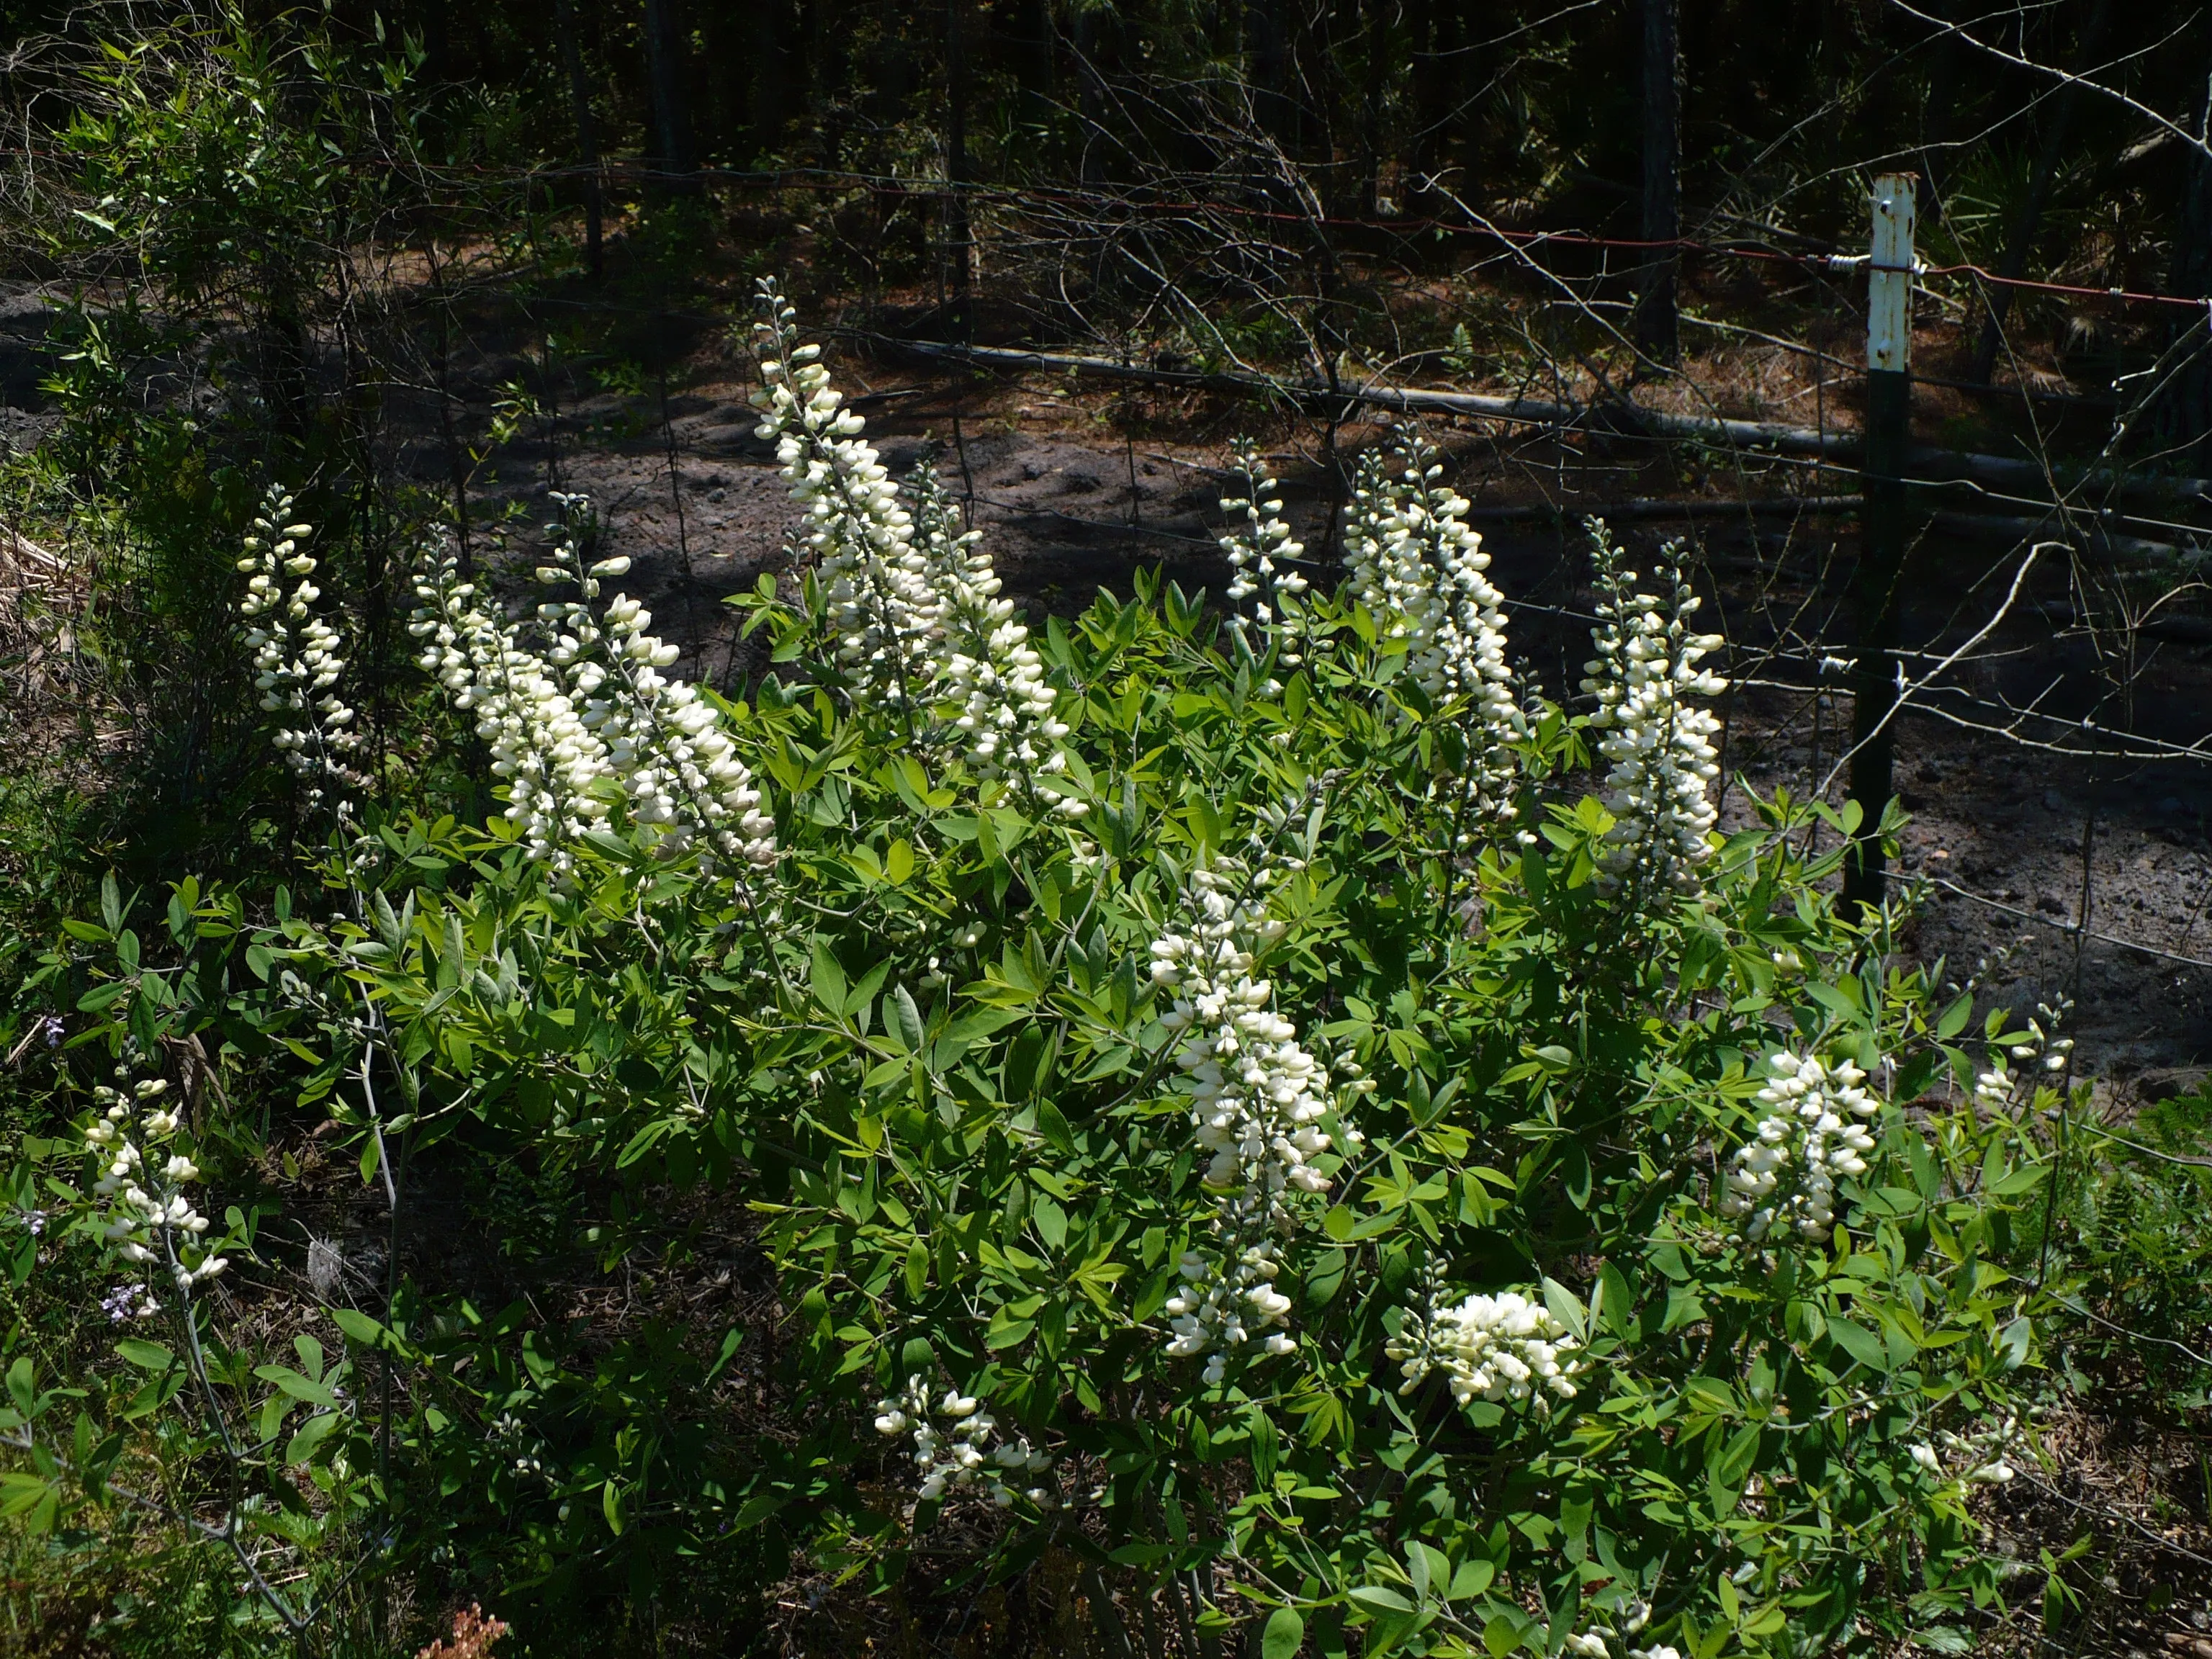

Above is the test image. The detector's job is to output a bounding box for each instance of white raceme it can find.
[750,282,1073,797]
[410,548,613,875]
[235,486,364,806]
[539,498,778,872]
[81,1065,227,1292]
[407,500,776,877]
[1581,527,1726,896]
[750,281,938,708]
[873,1373,1053,1508]
[1386,1285,1588,1413]
[1150,856,1353,1382]
[907,464,1073,785]
[1717,1050,1881,1243]
[1344,433,1522,824]
[1219,439,1310,670]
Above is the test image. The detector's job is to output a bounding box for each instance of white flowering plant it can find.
[2,288,2100,1656]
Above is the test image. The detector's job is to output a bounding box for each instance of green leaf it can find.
[280,1408,338,1467]
[1827,1316,1890,1372]
[1263,1607,1305,1659]
[1348,1588,1413,1616]
[331,1309,389,1348]
[1540,1278,1587,1342]
[904,1238,929,1300]
[5,1354,33,1424]
[602,1479,625,1535]
[1910,1628,1973,1654]
[809,942,848,1014]
[1030,1197,1067,1251]
[1034,1100,1076,1157]
[114,1339,174,1372]
[708,1328,745,1382]
[1596,1262,1634,1336]
[0,1472,55,1523]
[1996,1316,2033,1371]
[255,1366,338,1409]
[1447,1560,1495,1599]
[1987,1164,2048,1197]
[729,1488,784,1531]
[892,986,926,1053]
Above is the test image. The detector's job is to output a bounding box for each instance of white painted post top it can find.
[1868,174,1917,373]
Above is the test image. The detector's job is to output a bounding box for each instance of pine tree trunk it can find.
[554,0,602,279]
[1968,0,2113,384]
[1408,0,1454,204]
[1247,0,1292,148]
[2161,60,2212,469]
[944,0,972,327]
[751,0,788,162]
[1637,0,1681,366]
[1914,4,1961,217]
[642,0,697,192]
[1359,0,1391,216]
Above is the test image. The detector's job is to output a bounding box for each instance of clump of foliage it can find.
[1,284,2086,1659]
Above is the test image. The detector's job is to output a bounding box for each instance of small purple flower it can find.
[100,1284,158,1323]
[17,1209,45,1237]
[42,1016,62,1050]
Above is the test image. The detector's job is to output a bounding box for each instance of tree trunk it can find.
[2161,58,2212,469]
[943,0,972,329]
[751,0,788,162]
[554,0,602,279]
[1359,0,1392,215]
[1914,4,1961,218]
[1073,6,1110,187]
[642,0,698,192]
[1637,0,1680,366]
[1247,0,1293,148]
[1968,0,2113,384]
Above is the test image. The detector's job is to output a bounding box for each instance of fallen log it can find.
[1460,495,1862,525]
[867,335,2212,513]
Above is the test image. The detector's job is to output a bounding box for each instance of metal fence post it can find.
[1843,173,1916,914]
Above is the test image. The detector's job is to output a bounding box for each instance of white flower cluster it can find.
[1385,1286,1588,1413]
[410,549,612,874]
[1973,998,2074,1111]
[873,1375,1053,1507]
[1149,858,1344,1382]
[1581,527,1726,896]
[235,487,363,807]
[1558,1593,1671,1659]
[1343,434,1522,818]
[407,504,776,878]
[1912,1412,2024,1485]
[750,282,936,706]
[750,282,1071,791]
[1219,439,1310,667]
[909,465,1073,785]
[539,499,777,871]
[1717,1051,1881,1243]
[81,1066,228,1291]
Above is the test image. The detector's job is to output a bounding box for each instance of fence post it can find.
[1843,174,1916,914]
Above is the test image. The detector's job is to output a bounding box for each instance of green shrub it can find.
[3,284,2081,1659]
